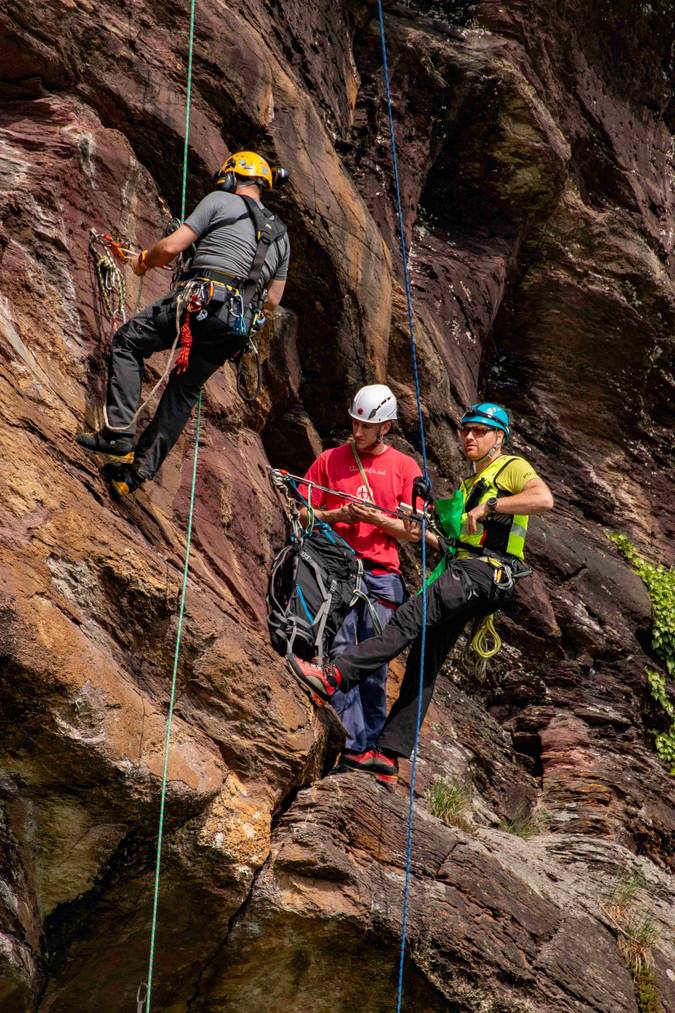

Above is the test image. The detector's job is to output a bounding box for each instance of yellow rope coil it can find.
[471,613,502,659]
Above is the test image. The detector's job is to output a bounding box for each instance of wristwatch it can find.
[485,496,498,514]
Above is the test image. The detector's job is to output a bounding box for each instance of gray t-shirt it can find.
[184,191,290,287]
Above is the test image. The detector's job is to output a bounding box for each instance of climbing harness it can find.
[462,555,531,682]
[175,192,287,400]
[102,278,204,434]
[141,0,199,1009]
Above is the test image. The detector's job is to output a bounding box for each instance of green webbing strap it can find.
[144,1,199,1009]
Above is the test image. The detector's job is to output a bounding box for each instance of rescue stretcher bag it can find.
[267,522,363,663]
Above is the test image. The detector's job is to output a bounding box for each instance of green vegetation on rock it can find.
[425,777,473,831]
[498,804,550,840]
[603,873,663,1013]
[609,533,675,773]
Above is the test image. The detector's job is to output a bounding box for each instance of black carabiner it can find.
[412,475,433,517]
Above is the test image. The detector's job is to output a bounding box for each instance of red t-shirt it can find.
[298,443,421,573]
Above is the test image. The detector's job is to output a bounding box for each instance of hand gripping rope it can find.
[376,3,432,1009]
[140,0,200,1010]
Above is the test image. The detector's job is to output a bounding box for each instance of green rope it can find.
[144,1,199,1009]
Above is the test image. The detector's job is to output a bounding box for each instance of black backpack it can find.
[267,521,380,664]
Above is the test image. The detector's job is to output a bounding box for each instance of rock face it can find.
[0,1,673,1011]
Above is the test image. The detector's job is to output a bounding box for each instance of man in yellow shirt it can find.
[288,402,554,783]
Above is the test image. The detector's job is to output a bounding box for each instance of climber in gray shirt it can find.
[77,150,290,498]
[185,190,290,286]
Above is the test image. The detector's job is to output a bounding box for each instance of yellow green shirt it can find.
[463,456,539,497]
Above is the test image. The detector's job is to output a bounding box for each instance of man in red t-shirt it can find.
[297,384,425,771]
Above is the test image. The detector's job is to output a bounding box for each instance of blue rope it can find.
[375,3,429,1009]
[376,0,429,484]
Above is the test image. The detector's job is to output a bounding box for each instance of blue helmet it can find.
[461,402,511,439]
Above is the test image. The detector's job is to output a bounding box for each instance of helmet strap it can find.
[474,432,503,468]
[375,420,393,445]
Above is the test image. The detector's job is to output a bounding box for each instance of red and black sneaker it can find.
[287,655,342,707]
[341,749,398,779]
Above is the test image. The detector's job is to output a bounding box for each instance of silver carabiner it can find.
[493,565,513,592]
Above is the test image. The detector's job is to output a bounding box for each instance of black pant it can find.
[334,558,514,758]
[106,295,245,481]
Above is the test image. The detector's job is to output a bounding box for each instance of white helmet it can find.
[349,384,397,423]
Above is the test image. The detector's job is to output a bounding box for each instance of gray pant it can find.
[106,295,245,481]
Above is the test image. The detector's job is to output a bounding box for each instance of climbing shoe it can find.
[287,655,342,706]
[77,429,134,461]
[341,749,399,781]
[107,464,143,499]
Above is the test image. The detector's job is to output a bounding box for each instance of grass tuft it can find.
[603,872,663,1012]
[425,777,473,831]
[498,803,550,839]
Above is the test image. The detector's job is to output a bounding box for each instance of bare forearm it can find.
[377,515,416,541]
[263,279,286,313]
[135,225,198,275]
[495,489,553,516]
[299,506,343,527]
[145,236,180,269]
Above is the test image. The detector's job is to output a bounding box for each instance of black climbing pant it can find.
[105,294,246,481]
[334,558,514,759]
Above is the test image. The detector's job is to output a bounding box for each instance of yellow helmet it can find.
[215,150,273,190]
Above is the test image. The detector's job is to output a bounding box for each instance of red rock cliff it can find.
[0,1,673,1010]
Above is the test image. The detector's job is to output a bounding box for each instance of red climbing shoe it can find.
[77,429,134,461]
[287,655,342,706]
[341,749,399,783]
